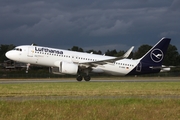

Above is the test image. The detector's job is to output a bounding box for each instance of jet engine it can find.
[52,61,78,75]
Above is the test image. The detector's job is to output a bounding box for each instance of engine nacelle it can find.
[54,61,78,75]
[50,67,64,75]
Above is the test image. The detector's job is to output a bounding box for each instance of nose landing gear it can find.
[26,63,30,73]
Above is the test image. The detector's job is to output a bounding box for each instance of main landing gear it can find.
[76,75,91,82]
[76,68,91,81]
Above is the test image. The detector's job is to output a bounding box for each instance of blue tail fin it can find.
[127,37,171,76]
[140,37,171,66]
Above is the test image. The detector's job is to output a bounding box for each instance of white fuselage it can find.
[6,45,140,76]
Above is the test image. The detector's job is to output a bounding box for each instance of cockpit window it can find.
[14,48,22,51]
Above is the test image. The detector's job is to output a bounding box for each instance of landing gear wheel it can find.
[84,75,91,81]
[76,75,83,81]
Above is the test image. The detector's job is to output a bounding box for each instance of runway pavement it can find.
[0,77,180,84]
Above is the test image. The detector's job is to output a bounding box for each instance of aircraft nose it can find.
[5,51,16,60]
[5,51,11,59]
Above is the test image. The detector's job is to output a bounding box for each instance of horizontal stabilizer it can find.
[149,65,176,69]
[149,65,177,72]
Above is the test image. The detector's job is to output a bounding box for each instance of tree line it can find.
[0,44,180,66]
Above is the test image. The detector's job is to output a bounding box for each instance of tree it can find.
[163,44,180,66]
[134,45,152,59]
[70,46,84,52]
[114,50,125,57]
[105,49,117,56]
[86,50,102,55]
[0,44,15,62]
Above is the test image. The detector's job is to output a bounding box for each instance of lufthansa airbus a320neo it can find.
[6,37,171,81]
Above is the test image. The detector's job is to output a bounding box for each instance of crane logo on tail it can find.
[150,49,164,63]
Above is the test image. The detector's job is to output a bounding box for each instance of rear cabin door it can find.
[136,62,142,72]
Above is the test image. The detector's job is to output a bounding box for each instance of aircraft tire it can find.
[84,75,91,81]
[76,75,83,81]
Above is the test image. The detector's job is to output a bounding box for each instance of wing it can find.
[79,46,134,68]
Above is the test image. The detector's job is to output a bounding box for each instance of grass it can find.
[0,99,180,120]
[0,78,180,120]
[0,82,180,97]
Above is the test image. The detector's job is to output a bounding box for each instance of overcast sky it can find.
[0,0,180,52]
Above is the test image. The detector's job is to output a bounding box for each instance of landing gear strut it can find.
[26,63,30,73]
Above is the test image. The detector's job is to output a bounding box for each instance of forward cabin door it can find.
[28,46,34,57]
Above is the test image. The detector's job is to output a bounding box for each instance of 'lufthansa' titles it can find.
[35,47,63,55]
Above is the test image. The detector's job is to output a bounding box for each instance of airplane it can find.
[5,37,171,81]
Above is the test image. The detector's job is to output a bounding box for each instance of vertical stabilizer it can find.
[140,37,171,66]
[127,37,171,75]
